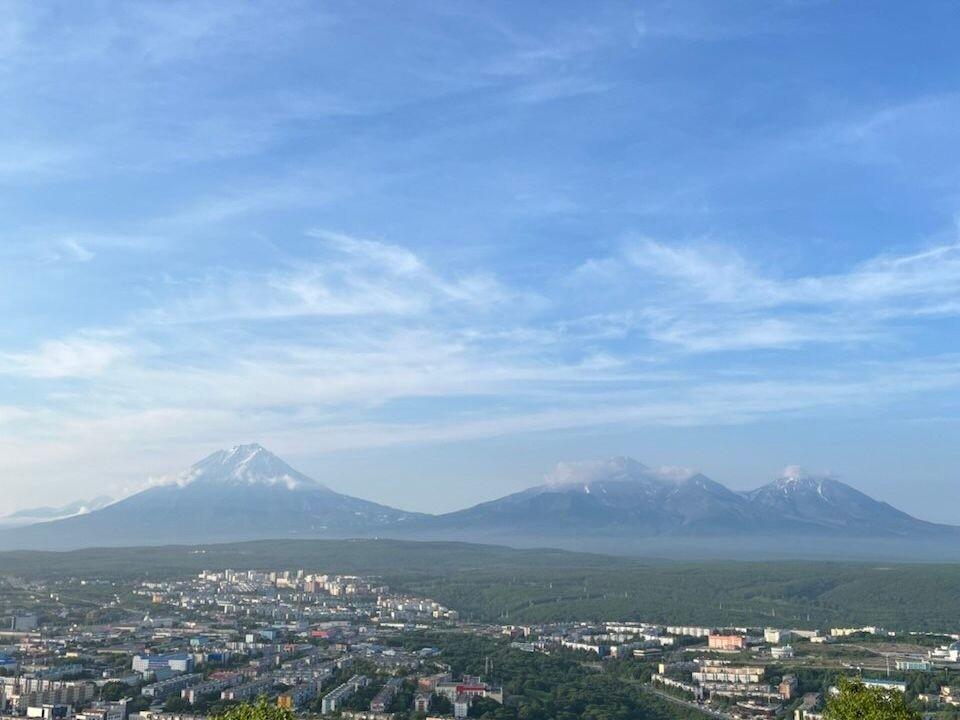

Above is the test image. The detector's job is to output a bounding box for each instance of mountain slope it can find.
[2,496,113,525]
[742,466,943,535]
[1,450,955,554]
[0,445,422,550]
[408,458,956,542]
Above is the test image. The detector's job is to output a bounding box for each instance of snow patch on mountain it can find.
[171,443,323,490]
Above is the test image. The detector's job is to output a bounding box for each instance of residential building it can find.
[764,629,791,645]
[132,654,194,674]
[667,626,713,638]
[896,659,931,671]
[77,700,130,720]
[220,678,273,702]
[413,694,430,713]
[321,676,368,715]
[369,680,401,713]
[862,679,907,693]
[794,693,822,720]
[181,676,243,704]
[693,661,765,684]
[277,683,316,710]
[142,675,203,700]
[779,675,798,700]
[435,676,503,704]
[708,634,746,651]
[0,678,95,712]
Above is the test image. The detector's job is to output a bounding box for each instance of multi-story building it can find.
[895,659,930,671]
[369,679,401,713]
[830,627,885,638]
[454,695,470,719]
[652,675,701,700]
[277,682,316,710]
[667,626,714,638]
[321,676,368,715]
[930,642,960,663]
[142,674,203,700]
[435,676,503,705]
[181,675,243,704]
[708,634,746,651]
[779,675,798,700]
[0,678,95,712]
[7,616,39,632]
[693,661,765,684]
[220,678,273,702]
[862,679,907,693]
[413,694,430,713]
[77,700,130,720]
[132,712,208,720]
[560,639,605,656]
[794,693,822,720]
[417,674,450,694]
[764,629,792,645]
[132,654,194,674]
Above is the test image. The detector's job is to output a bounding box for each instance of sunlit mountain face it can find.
[2,448,953,555]
[0,445,423,549]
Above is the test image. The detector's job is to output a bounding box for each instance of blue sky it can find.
[2,0,960,519]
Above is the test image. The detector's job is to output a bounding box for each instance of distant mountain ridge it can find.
[415,457,949,540]
[0,446,954,554]
[6,495,114,519]
[0,495,114,527]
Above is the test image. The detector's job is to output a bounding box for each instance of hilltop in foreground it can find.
[1,445,956,558]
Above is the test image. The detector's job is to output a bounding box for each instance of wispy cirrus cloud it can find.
[0,335,130,379]
[572,236,960,351]
[3,0,960,518]
[3,225,960,514]
[150,230,513,324]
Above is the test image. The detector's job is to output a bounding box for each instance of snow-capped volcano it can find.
[741,465,932,533]
[1,450,955,553]
[176,444,322,490]
[412,457,955,541]
[422,457,754,535]
[0,444,422,550]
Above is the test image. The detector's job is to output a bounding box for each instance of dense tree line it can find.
[8,540,960,630]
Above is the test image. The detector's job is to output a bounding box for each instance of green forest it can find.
[1,539,959,630]
[384,630,704,720]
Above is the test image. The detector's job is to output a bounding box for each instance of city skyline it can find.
[3,1,960,519]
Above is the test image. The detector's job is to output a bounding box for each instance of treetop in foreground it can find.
[825,677,921,720]
[213,698,293,720]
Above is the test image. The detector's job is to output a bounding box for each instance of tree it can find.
[825,678,920,720]
[164,697,193,713]
[100,681,131,701]
[213,697,293,720]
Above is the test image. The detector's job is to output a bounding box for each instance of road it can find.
[641,682,733,720]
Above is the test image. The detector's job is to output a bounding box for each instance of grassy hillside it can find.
[1,538,958,631]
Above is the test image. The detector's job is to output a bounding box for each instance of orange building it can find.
[708,634,746,651]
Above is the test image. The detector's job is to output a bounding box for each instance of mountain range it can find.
[1,445,955,557]
[0,495,114,528]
